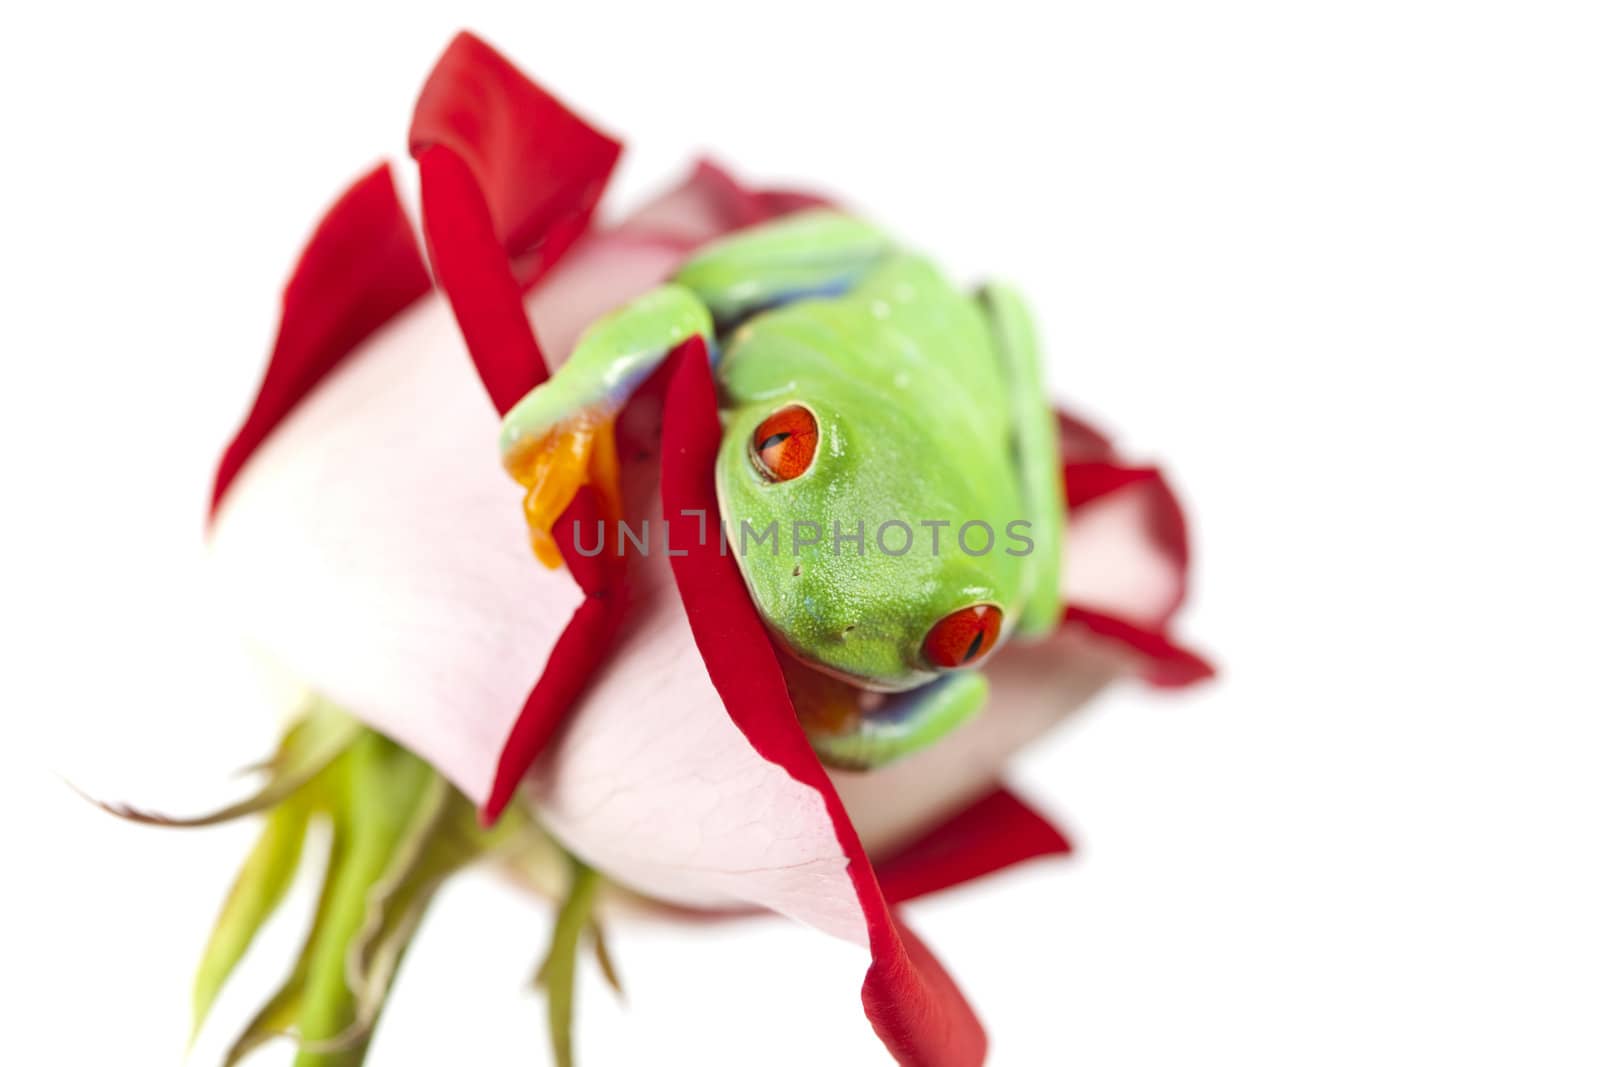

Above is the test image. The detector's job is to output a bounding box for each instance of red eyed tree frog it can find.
[499,210,1064,770]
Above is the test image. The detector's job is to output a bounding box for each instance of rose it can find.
[205,32,1211,1065]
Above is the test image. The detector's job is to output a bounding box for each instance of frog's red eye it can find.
[751,405,818,482]
[922,605,1003,669]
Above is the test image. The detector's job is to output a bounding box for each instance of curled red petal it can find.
[866,917,988,1067]
[1058,406,1212,677]
[410,32,621,287]
[682,157,835,228]
[482,585,623,825]
[480,480,631,825]
[1055,408,1117,462]
[409,32,621,413]
[476,158,835,823]
[660,345,985,1067]
[875,787,1072,905]
[210,163,430,517]
[412,145,547,414]
[1063,605,1216,687]
[1065,460,1160,511]
[1065,458,1192,627]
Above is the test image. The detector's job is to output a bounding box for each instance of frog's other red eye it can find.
[922,605,1003,669]
[751,405,818,482]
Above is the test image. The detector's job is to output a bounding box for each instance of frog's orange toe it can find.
[504,410,621,569]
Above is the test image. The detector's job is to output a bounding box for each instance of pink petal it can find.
[525,487,868,941]
[210,163,430,517]
[208,292,578,804]
[658,349,985,1066]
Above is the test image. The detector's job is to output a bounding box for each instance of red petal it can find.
[480,488,626,824]
[210,163,430,517]
[1057,406,1212,677]
[411,145,545,415]
[866,916,989,1067]
[875,788,1072,905]
[405,33,628,821]
[411,32,621,286]
[1063,606,1216,688]
[1065,460,1161,511]
[474,159,834,823]
[1055,408,1117,462]
[409,32,622,413]
[1065,458,1192,627]
[681,158,834,228]
[660,346,985,1067]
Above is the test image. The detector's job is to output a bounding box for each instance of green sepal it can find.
[84,697,361,827]
[287,733,529,1065]
[289,730,438,1066]
[113,701,547,1066]
[533,854,622,1067]
[218,822,352,1067]
[588,918,623,999]
[191,792,312,1043]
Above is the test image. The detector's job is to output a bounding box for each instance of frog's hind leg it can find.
[672,209,892,327]
[780,653,988,771]
[500,285,712,566]
[977,283,1065,638]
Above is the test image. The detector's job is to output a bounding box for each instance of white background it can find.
[4,2,1598,1064]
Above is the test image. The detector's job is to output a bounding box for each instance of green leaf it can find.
[220,817,352,1067]
[191,794,312,1043]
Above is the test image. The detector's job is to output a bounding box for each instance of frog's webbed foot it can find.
[779,653,987,771]
[503,408,623,568]
[500,285,713,567]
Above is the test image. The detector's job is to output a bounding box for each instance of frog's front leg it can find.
[673,208,891,325]
[780,654,988,771]
[500,211,891,566]
[500,285,712,565]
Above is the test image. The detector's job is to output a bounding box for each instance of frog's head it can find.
[713,391,1024,693]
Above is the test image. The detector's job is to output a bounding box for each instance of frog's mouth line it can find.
[766,628,931,695]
